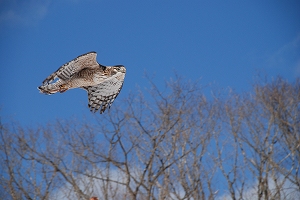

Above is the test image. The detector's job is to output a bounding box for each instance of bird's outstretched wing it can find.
[84,72,125,114]
[42,52,98,85]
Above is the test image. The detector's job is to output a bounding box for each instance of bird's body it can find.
[38,51,126,114]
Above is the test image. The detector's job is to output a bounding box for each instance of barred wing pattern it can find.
[84,72,125,114]
[42,52,98,85]
[38,51,126,114]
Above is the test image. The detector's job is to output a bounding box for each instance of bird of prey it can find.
[38,51,126,114]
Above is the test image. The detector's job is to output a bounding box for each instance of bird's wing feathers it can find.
[42,52,98,85]
[84,72,125,114]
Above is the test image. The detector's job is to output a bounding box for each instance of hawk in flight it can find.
[38,51,126,114]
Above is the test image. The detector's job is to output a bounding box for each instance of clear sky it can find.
[0,0,299,126]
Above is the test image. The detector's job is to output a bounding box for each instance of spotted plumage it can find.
[38,52,126,114]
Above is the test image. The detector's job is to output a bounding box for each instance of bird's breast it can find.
[93,72,109,84]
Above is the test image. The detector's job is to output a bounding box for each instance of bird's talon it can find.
[59,84,68,93]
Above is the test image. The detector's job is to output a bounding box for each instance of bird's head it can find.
[112,65,126,74]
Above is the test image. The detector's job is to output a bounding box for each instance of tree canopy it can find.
[1,76,299,200]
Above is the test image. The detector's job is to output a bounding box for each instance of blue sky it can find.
[0,0,300,126]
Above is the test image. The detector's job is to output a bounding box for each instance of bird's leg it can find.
[59,84,69,93]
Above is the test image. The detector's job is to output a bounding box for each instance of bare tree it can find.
[222,77,300,200]
[0,76,299,200]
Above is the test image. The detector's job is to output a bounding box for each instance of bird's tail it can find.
[38,83,68,94]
